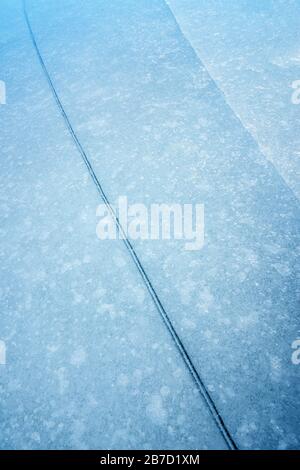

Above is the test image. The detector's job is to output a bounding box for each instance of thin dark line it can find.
[22,0,238,450]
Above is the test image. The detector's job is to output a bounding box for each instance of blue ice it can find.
[0,0,299,450]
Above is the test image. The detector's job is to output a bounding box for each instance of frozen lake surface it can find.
[0,0,299,450]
